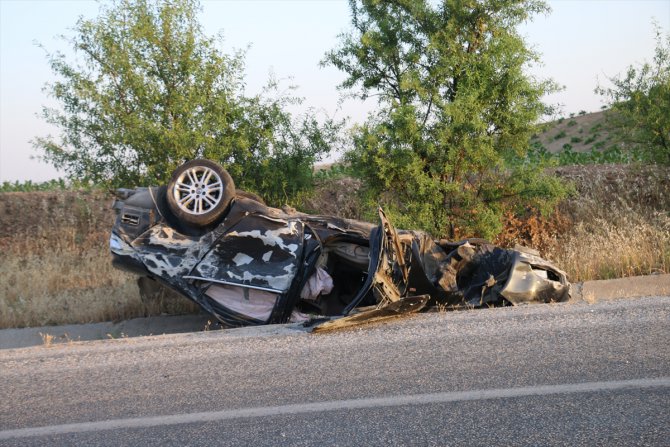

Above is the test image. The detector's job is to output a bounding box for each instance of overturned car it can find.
[111,159,570,328]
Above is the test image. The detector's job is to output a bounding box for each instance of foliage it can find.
[596,24,670,164]
[34,0,340,205]
[325,0,567,239]
[584,134,599,144]
[313,163,357,182]
[524,144,643,166]
[0,178,100,192]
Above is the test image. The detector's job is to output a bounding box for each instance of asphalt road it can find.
[1,296,668,446]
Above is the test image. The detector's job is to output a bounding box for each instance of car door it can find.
[184,214,305,324]
[186,214,304,291]
[342,208,412,314]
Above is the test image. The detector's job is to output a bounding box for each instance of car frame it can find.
[110,159,570,328]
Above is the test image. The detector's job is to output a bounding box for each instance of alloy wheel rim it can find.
[173,166,223,215]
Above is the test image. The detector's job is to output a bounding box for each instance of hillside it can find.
[531,110,617,154]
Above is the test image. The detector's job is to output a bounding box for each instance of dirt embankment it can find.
[0,191,114,241]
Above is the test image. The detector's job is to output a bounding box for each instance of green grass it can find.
[0,179,102,192]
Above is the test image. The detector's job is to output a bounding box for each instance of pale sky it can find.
[1,0,669,182]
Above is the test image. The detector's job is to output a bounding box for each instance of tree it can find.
[35,0,339,204]
[325,0,566,239]
[597,24,670,165]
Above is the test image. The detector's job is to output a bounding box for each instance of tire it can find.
[166,159,235,227]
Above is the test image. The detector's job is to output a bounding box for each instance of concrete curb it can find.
[0,314,214,350]
[2,274,668,351]
[571,274,670,304]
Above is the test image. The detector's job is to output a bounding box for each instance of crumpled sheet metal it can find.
[428,241,570,307]
[112,184,572,329]
[311,295,429,333]
[500,251,571,304]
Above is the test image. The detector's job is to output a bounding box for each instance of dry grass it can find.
[39,332,54,347]
[0,242,198,329]
[497,164,670,282]
[0,191,198,329]
[545,165,669,281]
[549,212,668,281]
[0,164,667,328]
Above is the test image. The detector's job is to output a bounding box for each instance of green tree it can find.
[325,0,566,239]
[35,0,339,204]
[597,24,670,164]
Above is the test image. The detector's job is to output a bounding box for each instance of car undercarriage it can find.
[111,159,571,330]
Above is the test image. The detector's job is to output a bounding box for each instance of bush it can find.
[326,0,567,239]
[596,24,670,164]
[34,0,340,205]
[584,134,599,144]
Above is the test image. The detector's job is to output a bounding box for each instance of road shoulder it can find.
[1,274,668,350]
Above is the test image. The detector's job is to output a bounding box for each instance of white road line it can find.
[2,377,668,439]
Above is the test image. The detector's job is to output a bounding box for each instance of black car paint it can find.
[111,187,571,327]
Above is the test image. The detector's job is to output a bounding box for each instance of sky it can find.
[1,0,669,182]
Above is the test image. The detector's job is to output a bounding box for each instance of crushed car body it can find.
[110,159,570,328]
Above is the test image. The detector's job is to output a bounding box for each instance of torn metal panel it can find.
[192,216,304,292]
[311,295,429,333]
[368,208,411,306]
[500,251,570,304]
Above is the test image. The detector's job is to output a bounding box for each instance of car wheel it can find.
[166,159,235,227]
